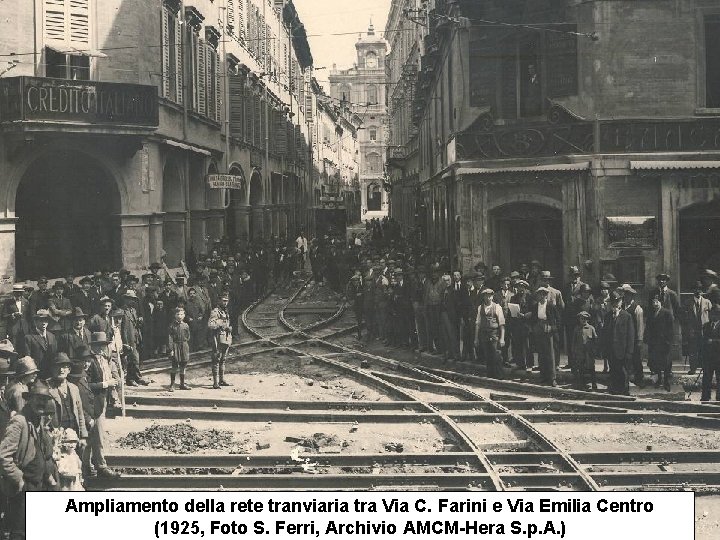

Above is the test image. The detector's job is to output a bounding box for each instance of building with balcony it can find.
[386,0,720,298]
[329,23,389,221]
[0,0,320,285]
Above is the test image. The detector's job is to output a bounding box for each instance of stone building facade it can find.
[386,0,720,297]
[329,23,389,221]
[0,0,331,285]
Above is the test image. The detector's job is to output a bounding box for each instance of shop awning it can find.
[456,162,590,176]
[162,139,212,156]
[630,160,720,170]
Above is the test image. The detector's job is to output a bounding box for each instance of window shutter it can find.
[206,46,215,120]
[197,40,207,116]
[253,95,261,147]
[174,15,183,104]
[227,0,235,33]
[260,101,266,150]
[244,92,252,143]
[68,0,89,46]
[161,6,171,99]
[229,73,245,138]
[191,32,199,111]
[275,113,287,156]
[237,0,245,41]
[44,0,66,42]
[215,52,222,122]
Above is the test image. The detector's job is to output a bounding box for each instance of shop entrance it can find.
[15,152,121,279]
[679,199,720,292]
[492,202,563,281]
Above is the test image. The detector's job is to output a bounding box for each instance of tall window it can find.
[367,183,382,211]
[367,84,378,105]
[42,0,91,79]
[365,152,381,173]
[706,15,720,108]
[369,128,377,141]
[161,2,183,104]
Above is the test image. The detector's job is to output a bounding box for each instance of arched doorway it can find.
[367,182,382,211]
[249,170,263,240]
[162,159,185,267]
[491,202,563,281]
[15,152,121,279]
[679,199,720,293]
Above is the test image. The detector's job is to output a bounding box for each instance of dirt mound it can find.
[118,423,248,454]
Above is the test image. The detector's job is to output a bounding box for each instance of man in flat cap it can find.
[0,380,59,538]
[475,288,506,379]
[23,310,57,379]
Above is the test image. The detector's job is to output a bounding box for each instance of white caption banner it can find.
[28,491,694,539]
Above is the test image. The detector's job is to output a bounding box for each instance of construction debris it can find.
[118,423,248,454]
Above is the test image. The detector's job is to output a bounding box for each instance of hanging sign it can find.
[206,174,244,189]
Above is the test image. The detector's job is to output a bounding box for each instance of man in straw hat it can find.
[86,332,120,479]
[0,380,59,538]
[3,284,29,339]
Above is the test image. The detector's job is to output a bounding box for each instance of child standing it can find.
[572,311,598,390]
[56,428,84,491]
[168,307,191,391]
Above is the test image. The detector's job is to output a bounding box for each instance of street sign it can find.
[206,174,245,189]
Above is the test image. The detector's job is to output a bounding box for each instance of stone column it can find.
[148,213,164,264]
[0,217,17,292]
[119,214,151,270]
[263,207,272,239]
[251,207,264,240]
[235,206,251,242]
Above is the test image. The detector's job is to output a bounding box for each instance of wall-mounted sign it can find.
[606,216,657,249]
[207,174,245,189]
[0,76,158,126]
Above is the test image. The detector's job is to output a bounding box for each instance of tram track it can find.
[96,278,720,492]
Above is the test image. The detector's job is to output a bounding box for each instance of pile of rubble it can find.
[118,423,248,454]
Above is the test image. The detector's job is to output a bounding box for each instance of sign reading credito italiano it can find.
[0,76,158,126]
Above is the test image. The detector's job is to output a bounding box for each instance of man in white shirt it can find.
[475,288,506,379]
[295,232,308,271]
[690,281,712,375]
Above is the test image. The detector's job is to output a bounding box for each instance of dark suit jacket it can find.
[647,287,682,320]
[71,290,99,317]
[644,307,674,352]
[88,313,113,336]
[23,328,58,377]
[58,327,92,357]
[529,302,561,333]
[2,297,30,328]
[603,310,635,361]
[48,295,73,333]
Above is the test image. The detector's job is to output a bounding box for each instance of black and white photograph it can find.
[0,0,719,538]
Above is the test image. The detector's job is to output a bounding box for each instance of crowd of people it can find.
[342,218,720,401]
[1,217,720,537]
[0,234,344,538]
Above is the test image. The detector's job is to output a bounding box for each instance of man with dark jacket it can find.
[3,285,30,339]
[23,310,57,379]
[645,293,674,391]
[68,345,95,476]
[71,277,99,317]
[58,308,91,359]
[47,281,73,334]
[0,380,59,538]
[603,292,636,395]
[702,290,720,401]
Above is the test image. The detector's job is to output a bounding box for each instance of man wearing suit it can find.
[647,272,682,366]
[603,292,636,395]
[46,353,88,442]
[48,281,73,334]
[58,308,91,359]
[530,287,561,386]
[23,310,58,379]
[3,284,30,333]
[391,269,413,347]
[28,278,49,317]
[88,297,114,337]
[644,293,675,391]
[688,281,712,376]
[450,271,470,358]
[86,332,120,478]
[72,277,99,317]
